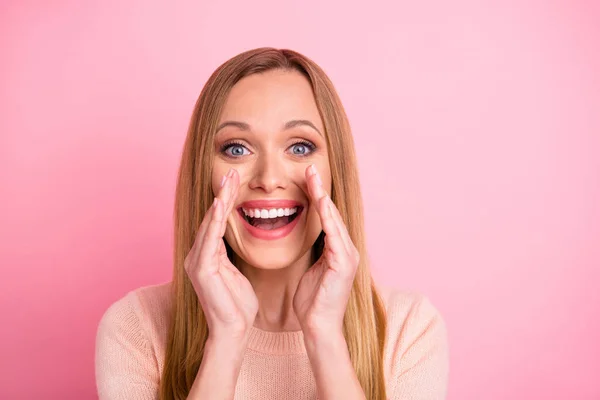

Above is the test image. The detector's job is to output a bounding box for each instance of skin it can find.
[185,70,365,399]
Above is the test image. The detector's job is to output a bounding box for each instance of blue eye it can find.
[289,141,316,156]
[221,142,251,158]
[220,140,316,158]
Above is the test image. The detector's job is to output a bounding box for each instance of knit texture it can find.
[95,282,449,399]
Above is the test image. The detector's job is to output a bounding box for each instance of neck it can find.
[236,249,315,332]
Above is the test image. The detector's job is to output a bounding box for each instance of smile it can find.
[242,207,300,228]
[236,200,304,240]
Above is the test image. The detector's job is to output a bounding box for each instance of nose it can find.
[247,151,287,193]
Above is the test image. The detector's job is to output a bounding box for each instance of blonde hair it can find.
[160,48,387,399]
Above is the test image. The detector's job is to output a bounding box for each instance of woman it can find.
[95,47,449,400]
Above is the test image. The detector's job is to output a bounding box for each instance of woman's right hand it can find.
[184,168,258,342]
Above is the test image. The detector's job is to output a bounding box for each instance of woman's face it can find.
[212,69,332,270]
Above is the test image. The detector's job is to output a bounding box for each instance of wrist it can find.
[205,335,249,359]
[303,328,347,356]
[303,329,362,399]
[190,335,249,399]
[301,320,344,343]
[207,324,253,345]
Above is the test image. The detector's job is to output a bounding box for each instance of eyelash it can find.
[219,140,317,158]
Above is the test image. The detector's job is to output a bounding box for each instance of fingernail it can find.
[220,175,227,188]
[309,164,317,175]
[212,197,218,208]
[227,168,234,178]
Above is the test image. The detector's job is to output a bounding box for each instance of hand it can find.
[293,165,360,336]
[184,168,258,342]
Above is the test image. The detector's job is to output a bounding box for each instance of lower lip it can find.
[237,208,303,240]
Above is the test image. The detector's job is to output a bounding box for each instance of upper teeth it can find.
[242,207,298,219]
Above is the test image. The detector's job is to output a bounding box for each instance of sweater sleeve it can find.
[387,293,450,400]
[95,291,160,400]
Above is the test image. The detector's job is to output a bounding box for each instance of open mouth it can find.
[239,206,303,231]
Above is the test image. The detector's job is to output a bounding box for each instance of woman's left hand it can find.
[293,164,360,337]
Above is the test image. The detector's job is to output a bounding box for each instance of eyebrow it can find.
[284,120,322,136]
[216,119,323,137]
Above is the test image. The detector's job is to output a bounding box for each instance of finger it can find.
[325,196,355,256]
[187,196,217,269]
[195,167,231,249]
[306,165,356,257]
[305,165,346,257]
[217,168,234,207]
[305,164,328,214]
[190,168,236,269]
[219,169,240,237]
[198,197,225,271]
[319,196,349,259]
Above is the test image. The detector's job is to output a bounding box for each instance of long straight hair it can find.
[160,48,388,399]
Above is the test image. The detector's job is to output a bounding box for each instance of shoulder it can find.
[95,282,171,397]
[131,281,173,325]
[375,284,449,394]
[376,285,446,334]
[96,281,172,354]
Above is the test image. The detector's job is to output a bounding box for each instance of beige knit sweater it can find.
[95,281,449,399]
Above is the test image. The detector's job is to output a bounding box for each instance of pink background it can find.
[1,0,599,398]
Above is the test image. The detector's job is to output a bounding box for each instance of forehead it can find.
[219,69,324,132]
